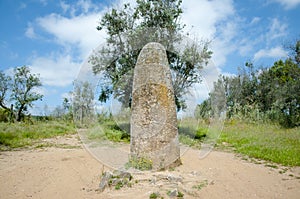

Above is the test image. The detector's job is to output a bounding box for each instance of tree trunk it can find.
[9,104,14,123]
[16,104,24,122]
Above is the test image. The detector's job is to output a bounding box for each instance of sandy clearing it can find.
[0,135,299,199]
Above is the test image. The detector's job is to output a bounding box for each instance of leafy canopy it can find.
[196,40,300,127]
[90,0,212,110]
[0,66,43,122]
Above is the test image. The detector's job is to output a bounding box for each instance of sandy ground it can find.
[0,135,299,199]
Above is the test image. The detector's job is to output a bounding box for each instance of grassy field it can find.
[1,118,299,167]
[81,117,300,167]
[218,120,300,166]
[0,121,75,150]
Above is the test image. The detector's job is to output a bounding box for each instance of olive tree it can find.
[90,0,212,110]
[0,66,43,122]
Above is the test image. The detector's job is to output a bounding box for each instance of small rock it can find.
[167,174,183,183]
[99,170,133,192]
[169,189,178,198]
[190,171,199,176]
[113,170,132,180]
[98,171,112,192]
[150,177,156,185]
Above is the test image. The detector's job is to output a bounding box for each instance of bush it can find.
[0,108,10,122]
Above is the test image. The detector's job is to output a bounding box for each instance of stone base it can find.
[161,158,182,171]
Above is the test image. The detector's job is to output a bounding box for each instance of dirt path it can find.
[0,135,299,199]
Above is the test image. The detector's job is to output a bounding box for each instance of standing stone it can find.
[130,42,180,170]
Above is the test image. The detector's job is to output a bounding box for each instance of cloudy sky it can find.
[0,0,299,113]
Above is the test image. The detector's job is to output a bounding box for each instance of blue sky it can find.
[0,0,300,114]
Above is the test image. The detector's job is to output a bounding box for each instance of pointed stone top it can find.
[142,42,165,50]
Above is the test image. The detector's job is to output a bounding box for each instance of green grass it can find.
[88,116,300,167]
[86,120,130,143]
[178,118,208,148]
[192,180,208,190]
[218,121,300,166]
[178,117,224,149]
[126,155,153,170]
[0,121,75,150]
[149,192,159,199]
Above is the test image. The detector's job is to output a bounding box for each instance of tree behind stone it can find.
[90,0,212,110]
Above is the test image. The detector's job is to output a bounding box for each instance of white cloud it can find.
[181,0,236,68]
[211,20,239,67]
[271,0,300,9]
[38,0,48,6]
[59,0,100,17]
[267,18,287,42]
[29,54,81,87]
[201,61,222,90]
[18,2,27,10]
[182,0,235,39]
[25,1,109,89]
[254,46,288,61]
[60,1,70,14]
[250,17,261,25]
[76,0,93,13]
[36,12,105,59]
[27,0,238,90]
[222,72,236,78]
[238,39,254,56]
[25,24,37,39]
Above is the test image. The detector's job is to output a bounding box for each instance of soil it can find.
[0,134,299,199]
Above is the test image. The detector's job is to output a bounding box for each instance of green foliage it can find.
[177,191,184,198]
[103,121,130,142]
[195,99,211,121]
[12,66,43,121]
[126,155,153,170]
[114,181,123,190]
[197,41,300,127]
[0,66,43,122]
[265,59,300,127]
[0,108,9,122]
[90,0,212,110]
[192,180,208,190]
[219,121,300,166]
[195,128,207,140]
[86,114,130,143]
[105,171,133,190]
[149,192,159,199]
[178,118,208,148]
[178,134,201,148]
[0,71,11,111]
[296,40,300,64]
[0,121,75,150]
